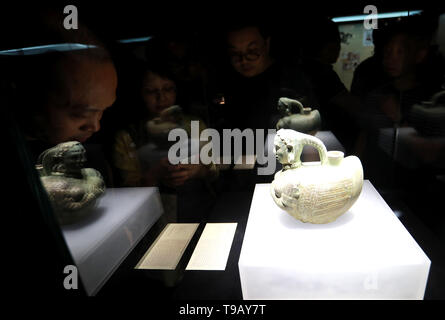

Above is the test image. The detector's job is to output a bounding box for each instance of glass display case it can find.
[2,3,444,305]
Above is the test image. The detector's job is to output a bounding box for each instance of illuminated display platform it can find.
[239,181,430,299]
[62,187,163,295]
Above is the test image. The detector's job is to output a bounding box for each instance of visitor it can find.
[112,62,218,222]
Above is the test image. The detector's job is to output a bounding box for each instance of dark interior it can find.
[2,2,445,307]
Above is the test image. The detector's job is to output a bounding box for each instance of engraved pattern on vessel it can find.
[298,179,352,218]
[36,141,106,224]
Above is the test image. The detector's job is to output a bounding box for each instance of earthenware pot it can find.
[276,97,321,134]
[271,129,363,224]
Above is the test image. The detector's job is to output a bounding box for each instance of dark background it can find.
[2,1,442,49]
[2,1,444,308]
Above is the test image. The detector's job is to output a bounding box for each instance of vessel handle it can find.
[278,97,310,115]
[299,133,328,165]
[431,90,445,106]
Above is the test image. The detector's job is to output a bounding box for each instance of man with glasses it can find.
[209,20,311,133]
[227,25,274,79]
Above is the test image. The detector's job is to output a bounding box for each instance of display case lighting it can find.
[0,43,97,55]
[117,36,152,44]
[332,10,422,23]
[0,36,153,55]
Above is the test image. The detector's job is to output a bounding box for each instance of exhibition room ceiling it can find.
[0,2,441,50]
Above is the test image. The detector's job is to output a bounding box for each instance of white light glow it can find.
[0,36,153,56]
[0,43,97,56]
[117,36,152,44]
[238,182,431,299]
[332,10,422,23]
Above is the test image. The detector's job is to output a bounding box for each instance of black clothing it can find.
[351,56,390,98]
[300,58,348,112]
[210,61,314,132]
[352,52,445,131]
[300,58,356,152]
[350,52,445,189]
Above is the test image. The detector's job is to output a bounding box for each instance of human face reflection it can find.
[142,71,177,116]
[45,58,117,144]
[383,34,410,78]
[227,26,272,78]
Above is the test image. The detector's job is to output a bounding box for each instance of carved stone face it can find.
[277,99,290,115]
[37,141,106,222]
[62,142,87,172]
[43,141,87,176]
[274,136,292,165]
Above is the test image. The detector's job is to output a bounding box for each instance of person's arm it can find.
[112,130,143,187]
[407,134,445,166]
[183,117,219,182]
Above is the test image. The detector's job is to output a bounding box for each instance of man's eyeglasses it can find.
[228,46,265,63]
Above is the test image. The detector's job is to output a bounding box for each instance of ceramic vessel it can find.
[271,129,363,224]
[276,97,321,134]
[146,105,185,148]
[36,141,105,225]
[146,105,184,136]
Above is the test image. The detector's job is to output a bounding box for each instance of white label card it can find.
[186,223,238,271]
[135,223,199,270]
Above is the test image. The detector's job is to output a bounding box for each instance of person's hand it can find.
[162,161,207,188]
[143,157,209,188]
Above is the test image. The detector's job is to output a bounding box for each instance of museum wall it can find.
[333,12,445,90]
[333,23,375,90]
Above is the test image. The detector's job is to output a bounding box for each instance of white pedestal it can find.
[62,187,163,295]
[239,181,431,299]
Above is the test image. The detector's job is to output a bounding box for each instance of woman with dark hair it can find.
[112,63,218,189]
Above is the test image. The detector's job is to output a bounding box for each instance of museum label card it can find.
[135,223,199,270]
[186,223,237,271]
